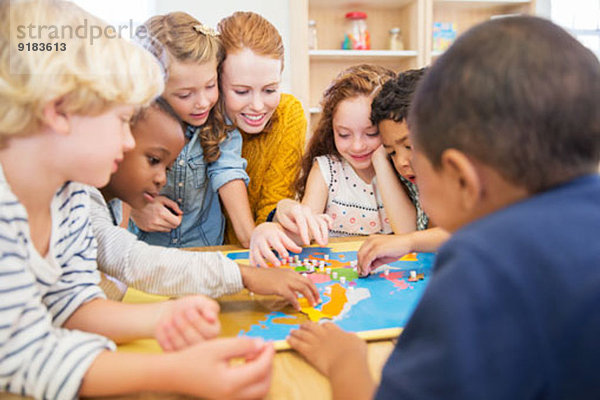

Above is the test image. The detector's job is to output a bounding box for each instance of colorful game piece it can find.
[407,270,425,282]
[340,276,346,284]
[332,271,338,279]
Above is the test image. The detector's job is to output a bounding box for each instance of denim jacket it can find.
[132,125,249,247]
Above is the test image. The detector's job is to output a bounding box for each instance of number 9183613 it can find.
[17,42,66,52]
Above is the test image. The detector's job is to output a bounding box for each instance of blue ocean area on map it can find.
[226,247,435,341]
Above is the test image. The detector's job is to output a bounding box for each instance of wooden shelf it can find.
[309,0,415,8]
[430,0,535,58]
[434,0,530,2]
[433,0,531,10]
[288,0,536,131]
[309,49,419,60]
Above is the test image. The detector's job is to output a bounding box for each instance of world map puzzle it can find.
[119,242,436,353]
[222,244,435,349]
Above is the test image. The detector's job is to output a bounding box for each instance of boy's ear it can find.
[41,98,70,135]
[440,149,482,212]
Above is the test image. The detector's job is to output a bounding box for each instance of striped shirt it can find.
[0,165,114,400]
[88,187,243,300]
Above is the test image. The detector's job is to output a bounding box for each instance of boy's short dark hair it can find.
[371,68,427,126]
[409,16,600,193]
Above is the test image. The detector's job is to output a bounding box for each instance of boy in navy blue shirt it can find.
[288,16,600,400]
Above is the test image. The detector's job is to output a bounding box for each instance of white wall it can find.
[153,0,292,92]
[536,0,551,18]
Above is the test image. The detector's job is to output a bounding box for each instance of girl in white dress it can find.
[295,64,417,237]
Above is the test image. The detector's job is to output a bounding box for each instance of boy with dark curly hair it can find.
[358,68,450,275]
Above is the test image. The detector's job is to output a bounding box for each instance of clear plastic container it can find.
[388,27,404,50]
[308,19,318,50]
[342,11,370,50]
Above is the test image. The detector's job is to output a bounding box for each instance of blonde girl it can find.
[130,12,251,248]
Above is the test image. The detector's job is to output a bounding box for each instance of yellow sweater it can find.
[225,93,307,245]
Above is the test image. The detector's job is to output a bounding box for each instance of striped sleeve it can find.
[0,196,114,400]
[88,187,244,298]
[42,184,106,327]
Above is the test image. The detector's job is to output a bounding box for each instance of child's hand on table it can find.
[287,322,367,378]
[249,201,332,268]
[357,234,412,277]
[155,295,220,351]
[250,222,302,267]
[275,199,332,246]
[130,195,182,232]
[239,265,321,310]
[170,337,274,399]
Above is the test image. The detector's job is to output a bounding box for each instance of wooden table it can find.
[1,238,397,400]
[188,237,397,399]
